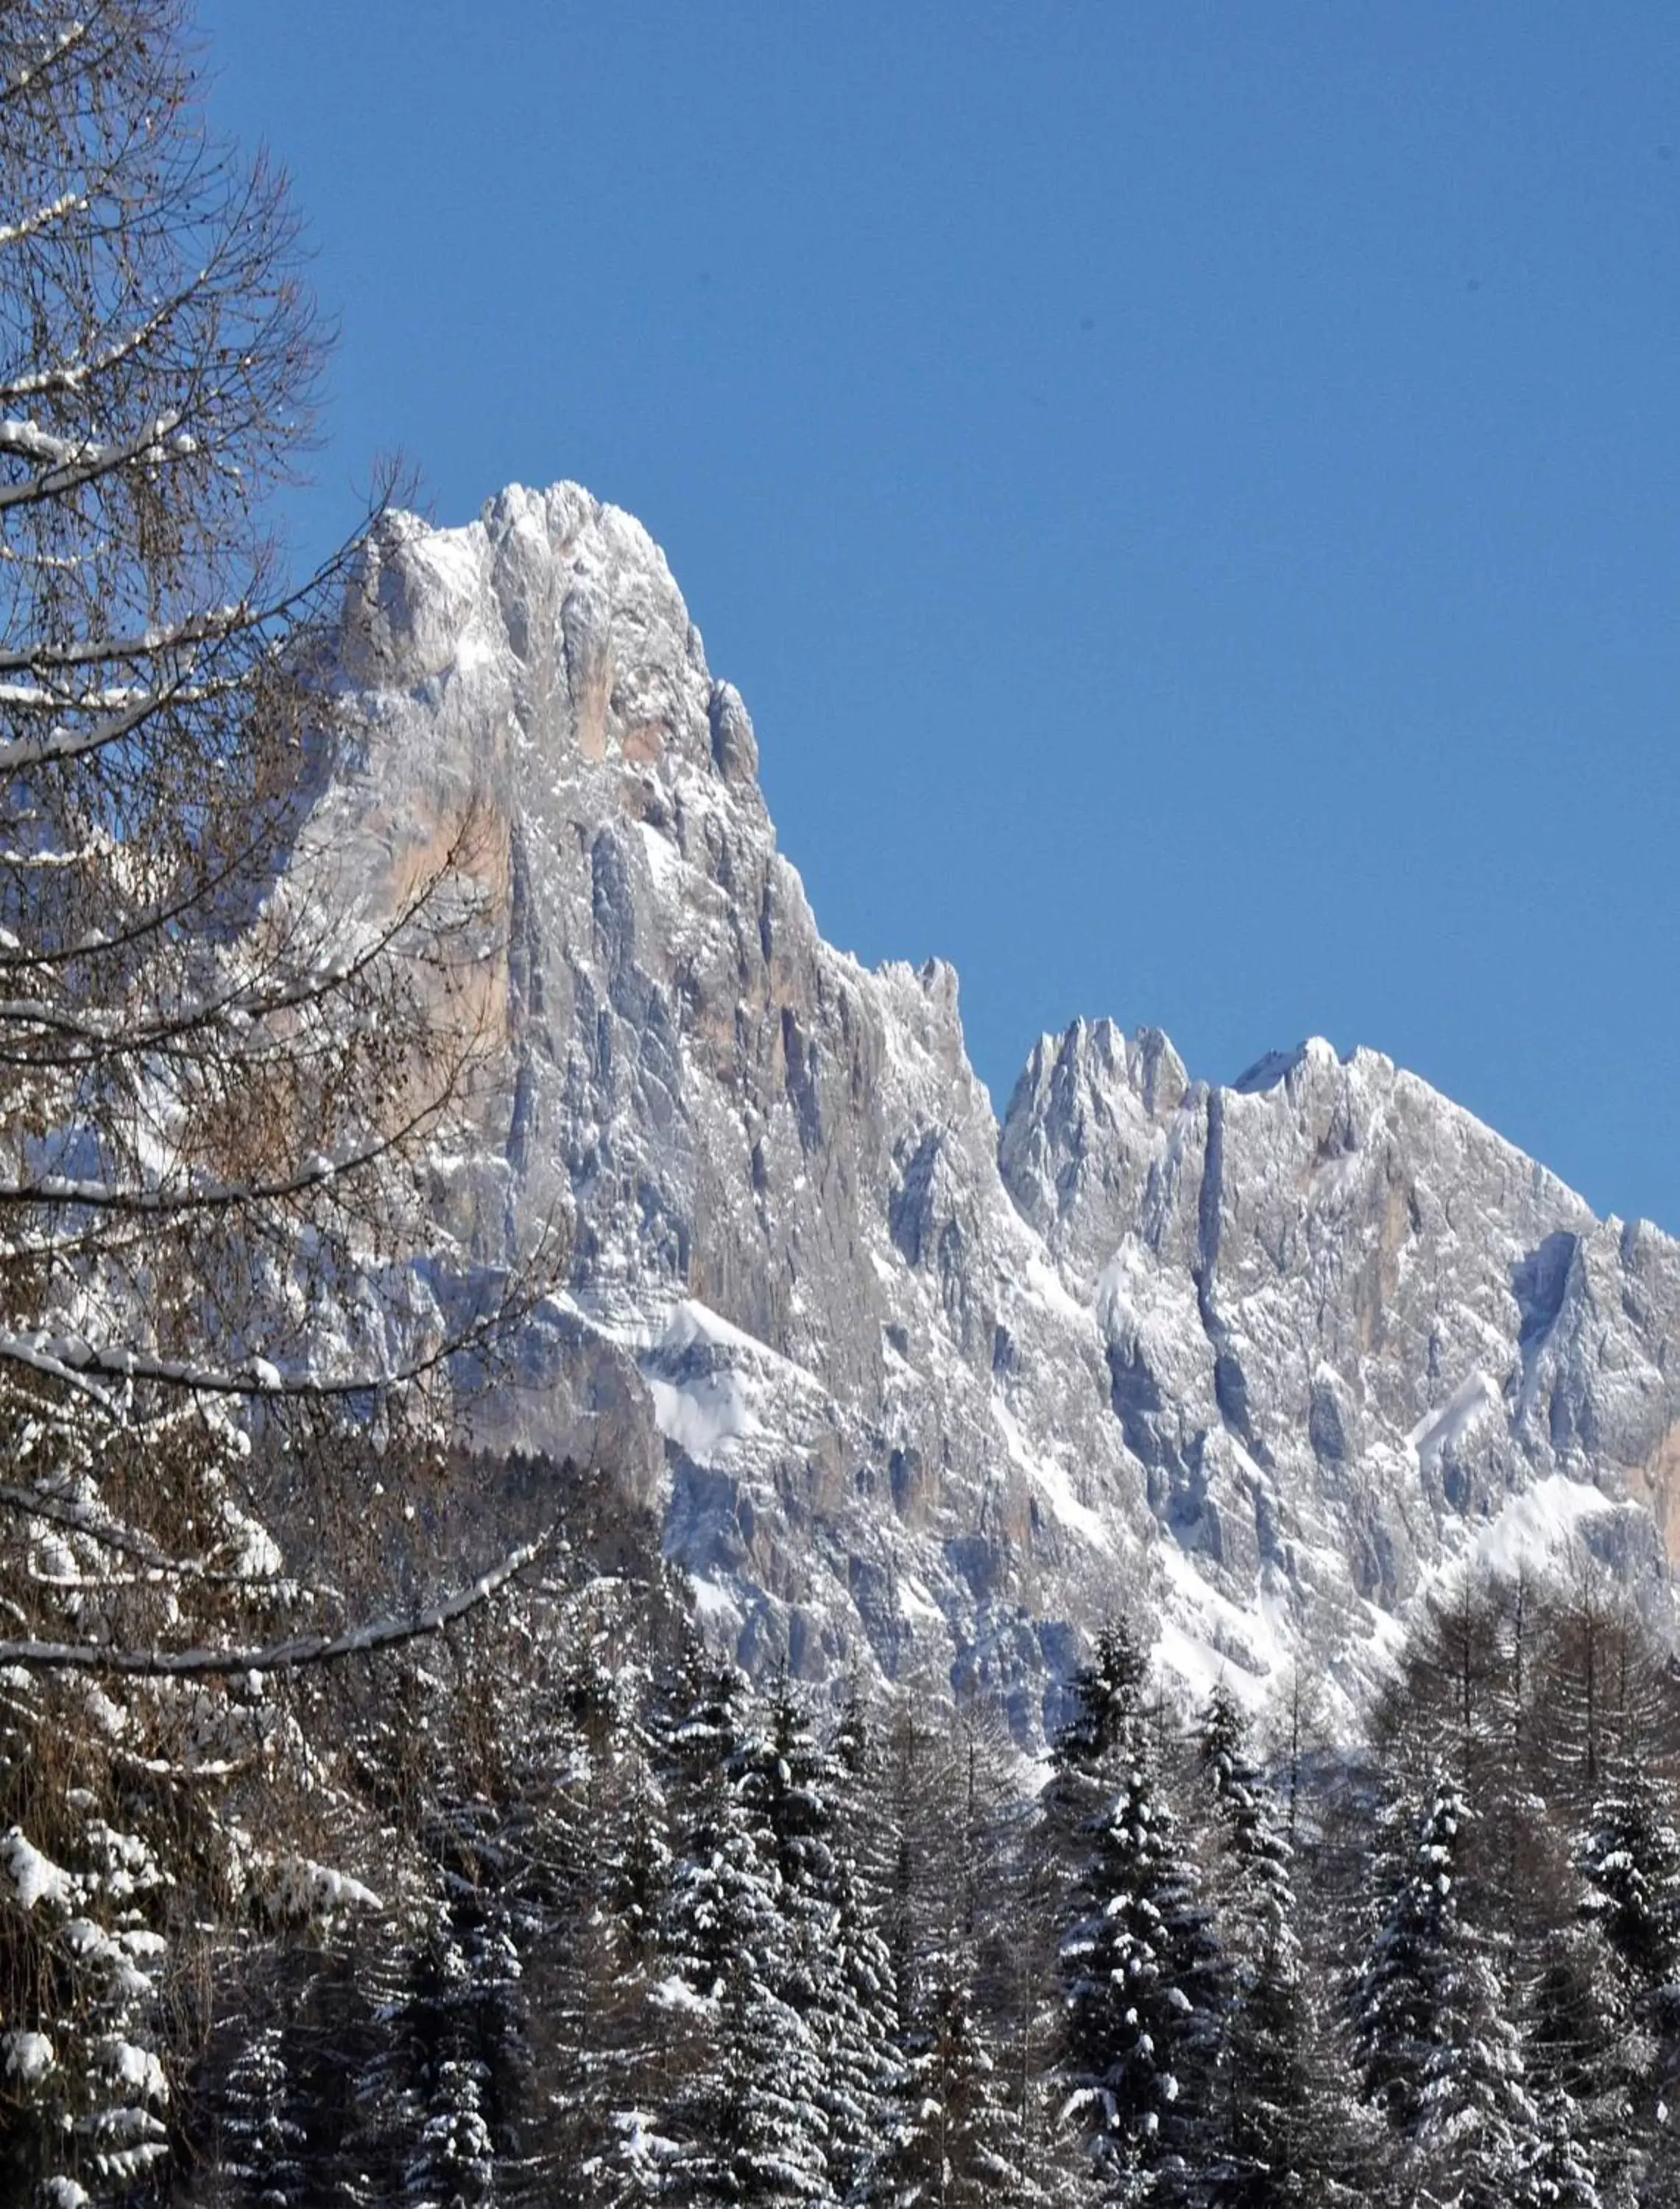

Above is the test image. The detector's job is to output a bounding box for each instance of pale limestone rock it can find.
[299,482,1678,1740]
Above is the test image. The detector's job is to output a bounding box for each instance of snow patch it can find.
[1409,1370,1501,1475]
[639,1299,830,1467]
[688,1573,743,1629]
[1017,1246,1090,1331]
[638,818,685,896]
[256,1854,383,1922]
[649,1974,713,2017]
[646,1371,760,1462]
[657,1299,777,1361]
[1152,1539,1290,1711]
[99,2036,168,2103]
[897,1574,945,1628]
[1469,1473,1618,1576]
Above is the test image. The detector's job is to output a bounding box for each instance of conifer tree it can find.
[510,1588,668,2205]
[1576,1767,1680,2006]
[1046,1625,1154,1821]
[210,2020,309,2208]
[870,1688,1051,2209]
[1574,1759,1680,2187]
[1522,2100,1603,2209]
[1520,1934,1614,2209]
[1053,1627,1226,2205]
[818,1691,906,2205]
[1352,1769,1535,2209]
[1195,1681,1332,2209]
[660,1665,833,2205]
[886,1960,1031,2209]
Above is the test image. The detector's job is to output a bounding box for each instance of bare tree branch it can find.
[0,1532,553,1674]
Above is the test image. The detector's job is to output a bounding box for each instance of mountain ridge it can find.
[306,479,1679,1738]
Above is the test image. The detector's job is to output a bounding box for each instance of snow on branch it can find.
[0,404,188,513]
[0,664,245,774]
[0,1482,276,1588]
[0,186,87,251]
[0,1266,551,1410]
[0,1532,551,1674]
[0,274,204,405]
[0,14,91,105]
[0,603,253,674]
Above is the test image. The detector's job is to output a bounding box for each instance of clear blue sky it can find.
[199,3,1680,1233]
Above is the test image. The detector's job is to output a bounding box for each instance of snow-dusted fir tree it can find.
[865,1691,1046,2209]
[0,1818,172,2202]
[1519,1934,1614,2209]
[399,1991,498,2209]
[1351,1769,1536,2209]
[816,1692,906,2205]
[1045,1625,1154,1822]
[1194,1680,1339,2208]
[659,1654,759,2011]
[658,1662,832,2205]
[883,1939,1041,2209]
[1053,1627,1227,2205]
[209,2019,309,2208]
[1575,1766,1680,2009]
[553,1598,682,2207]
[1573,1757,1680,2191]
[1523,2101,1603,2209]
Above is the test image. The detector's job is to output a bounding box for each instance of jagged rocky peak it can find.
[1000,1018,1194,1289]
[308,482,1680,1737]
[1006,1015,1680,1595]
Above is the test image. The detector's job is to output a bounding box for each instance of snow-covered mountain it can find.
[317,482,1679,1738]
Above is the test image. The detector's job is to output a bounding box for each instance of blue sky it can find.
[200,3,1679,1231]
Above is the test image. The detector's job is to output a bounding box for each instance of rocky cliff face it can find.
[312,482,1679,1739]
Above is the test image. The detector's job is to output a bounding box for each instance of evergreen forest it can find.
[8,1458,1680,2209]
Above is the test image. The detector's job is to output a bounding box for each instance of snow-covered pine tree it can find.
[395,1927,500,2209]
[659,1652,756,2014]
[1519,1932,1616,2209]
[1574,1758,1680,2187]
[657,1661,831,2206]
[470,1568,674,2208]
[819,1690,908,2206]
[1351,1768,1536,2209]
[1194,1680,1335,2209]
[571,1699,680,2201]
[1576,1771,1680,2001]
[401,1806,533,2209]
[1045,1624,1154,1825]
[0,1815,172,2204]
[205,2017,309,2208]
[1523,2099,1603,2209]
[866,1688,1050,2209]
[884,1956,1030,2209]
[199,1930,369,2209]
[1053,1630,1227,2207]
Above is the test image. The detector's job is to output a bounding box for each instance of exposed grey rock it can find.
[304,482,1679,1741]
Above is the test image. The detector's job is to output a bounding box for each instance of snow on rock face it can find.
[1002,1021,1680,1621]
[309,483,1678,1739]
